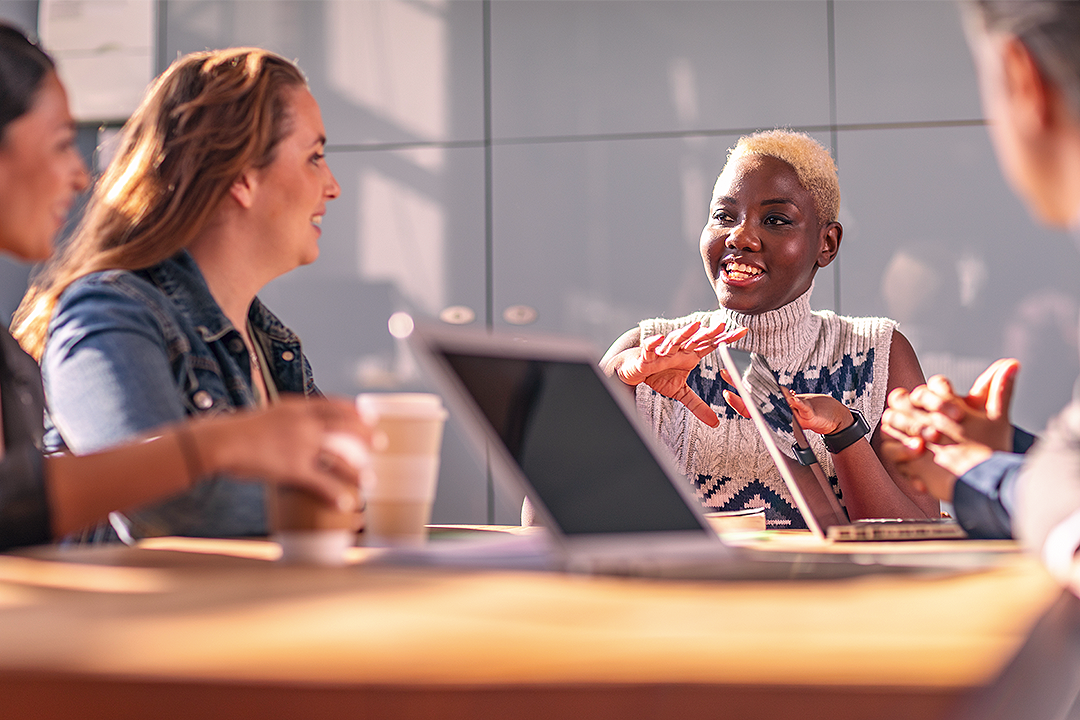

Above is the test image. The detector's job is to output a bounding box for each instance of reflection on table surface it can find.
[0,527,1066,720]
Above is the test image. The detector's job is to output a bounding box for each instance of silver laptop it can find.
[716,344,967,541]
[406,322,936,578]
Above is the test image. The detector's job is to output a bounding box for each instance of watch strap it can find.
[791,442,818,466]
[823,409,870,454]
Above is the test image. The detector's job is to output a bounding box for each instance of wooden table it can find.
[0,529,1064,720]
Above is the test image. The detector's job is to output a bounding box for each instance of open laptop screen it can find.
[440,350,707,536]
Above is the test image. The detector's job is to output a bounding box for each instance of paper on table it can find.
[705,507,767,534]
[371,528,557,571]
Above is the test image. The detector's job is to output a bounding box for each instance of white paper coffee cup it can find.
[357,393,447,547]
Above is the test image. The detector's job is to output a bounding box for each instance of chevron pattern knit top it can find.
[636,287,897,528]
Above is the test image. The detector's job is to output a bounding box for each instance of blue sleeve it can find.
[1013,426,1037,454]
[42,278,189,454]
[952,452,1025,539]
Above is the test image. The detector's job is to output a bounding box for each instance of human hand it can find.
[719,372,852,435]
[880,435,961,501]
[617,321,747,427]
[880,358,1018,468]
[881,359,1017,451]
[909,358,1019,452]
[881,382,996,481]
[191,395,378,512]
[785,392,856,435]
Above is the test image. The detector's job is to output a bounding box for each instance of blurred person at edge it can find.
[0,24,371,550]
[881,1,1080,583]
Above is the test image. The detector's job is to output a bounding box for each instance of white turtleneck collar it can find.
[710,282,820,363]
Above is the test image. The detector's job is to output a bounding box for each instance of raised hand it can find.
[883,359,1017,450]
[615,321,747,427]
[917,358,1019,451]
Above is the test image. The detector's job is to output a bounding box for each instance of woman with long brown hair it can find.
[13,45,346,541]
[0,25,367,550]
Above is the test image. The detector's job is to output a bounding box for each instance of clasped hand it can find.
[879,358,1019,500]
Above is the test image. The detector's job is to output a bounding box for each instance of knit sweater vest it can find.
[636,287,897,528]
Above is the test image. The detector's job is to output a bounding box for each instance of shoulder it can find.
[798,311,907,421]
[816,310,920,388]
[808,310,900,371]
[57,269,170,314]
[823,311,921,387]
[885,328,923,392]
[47,270,180,354]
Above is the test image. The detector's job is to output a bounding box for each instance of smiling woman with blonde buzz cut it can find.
[13,46,345,542]
[602,129,938,530]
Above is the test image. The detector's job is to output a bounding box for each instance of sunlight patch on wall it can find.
[359,168,445,315]
[327,0,447,141]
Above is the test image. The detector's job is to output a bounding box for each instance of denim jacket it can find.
[42,250,317,540]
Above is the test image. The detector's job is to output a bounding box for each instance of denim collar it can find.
[142,250,300,346]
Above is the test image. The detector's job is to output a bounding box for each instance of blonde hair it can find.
[13,47,307,359]
[718,129,840,224]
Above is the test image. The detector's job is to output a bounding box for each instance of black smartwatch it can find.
[791,443,819,467]
[822,409,870,454]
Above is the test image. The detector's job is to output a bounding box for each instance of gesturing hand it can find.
[913,358,1019,452]
[616,321,747,427]
[879,359,1020,498]
[720,374,853,435]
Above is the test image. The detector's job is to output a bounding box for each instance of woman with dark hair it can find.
[882,2,1080,575]
[0,25,369,550]
[12,46,346,541]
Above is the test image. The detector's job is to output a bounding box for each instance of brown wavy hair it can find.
[12,47,307,359]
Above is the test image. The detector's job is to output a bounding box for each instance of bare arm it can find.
[727,330,937,519]
[44,395,369,538]
[600,327,641,379]
[832,329,938,519]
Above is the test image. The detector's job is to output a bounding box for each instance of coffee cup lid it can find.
[357,392,447,419]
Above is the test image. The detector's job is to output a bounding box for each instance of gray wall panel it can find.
[834,0,982,125]
[162,0,486,146]
[490,0,832,139]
